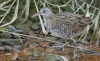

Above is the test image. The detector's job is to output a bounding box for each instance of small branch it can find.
[44,0,72,7]
[0,30,63,44]
[33,0,48,35]
[22,0,30,23]
[0,0,19,27]
[0,0,16,24]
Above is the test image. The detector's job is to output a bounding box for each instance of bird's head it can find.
[32,7,53,18]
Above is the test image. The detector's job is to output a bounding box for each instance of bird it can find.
[32,7,92,58]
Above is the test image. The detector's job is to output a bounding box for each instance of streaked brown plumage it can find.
[46,12,91,39]
[32,7,92,58]
[32,7,92,41]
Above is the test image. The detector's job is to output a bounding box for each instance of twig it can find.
[0,0,19,27]
[44,0,72,7]
[82,0,100,11]
[33,0,48,35]
[0,30,63,44]
[22,0,30,23]
[0,0,11,8]
[0,0,16,24]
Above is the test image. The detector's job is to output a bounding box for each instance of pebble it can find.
[14,45,22,53]
[0,39,26,45]
[35,30,41,34]
[0,46,4,50]
[30,23,40,31]
[4,45,13,52]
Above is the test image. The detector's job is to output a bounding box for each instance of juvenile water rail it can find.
[32,7,92,58]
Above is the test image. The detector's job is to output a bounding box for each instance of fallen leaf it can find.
[9,52,18,60]
[20,48,32,57]
[40,42,50,47]
[45,48,54,52]
[5,53,11,56]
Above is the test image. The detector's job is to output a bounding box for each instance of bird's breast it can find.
[44,19,52,32]
[43,19,58,33]
[43,19,69,38]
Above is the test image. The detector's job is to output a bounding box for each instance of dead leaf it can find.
[5,53,11,56]
[45,48,54,52]
[10,52,18,60]
[40,42,50,47]
[20,48,32,57]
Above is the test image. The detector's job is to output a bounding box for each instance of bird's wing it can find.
[53,12,92,33]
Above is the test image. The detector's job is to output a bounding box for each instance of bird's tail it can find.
[82,8,92,25]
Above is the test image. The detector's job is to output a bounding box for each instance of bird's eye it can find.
[42,10,46,13]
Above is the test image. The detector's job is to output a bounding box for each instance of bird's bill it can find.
[31,12,42,18]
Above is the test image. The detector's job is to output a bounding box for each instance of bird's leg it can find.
[70,37,76,44]
[70,37,80,58]
[52,42,68,50]
[53,42,68,50]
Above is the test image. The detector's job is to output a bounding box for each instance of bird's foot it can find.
[73,45,80,59]
[52,42,68,50]
[73,52,80,59]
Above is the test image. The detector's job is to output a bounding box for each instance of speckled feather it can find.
[32,7,92,58]
[43,11,92,39]
[34,7,92,39]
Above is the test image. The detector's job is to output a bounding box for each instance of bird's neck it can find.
[43,13,55,20]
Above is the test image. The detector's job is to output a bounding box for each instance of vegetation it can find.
[0,0,100,61]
